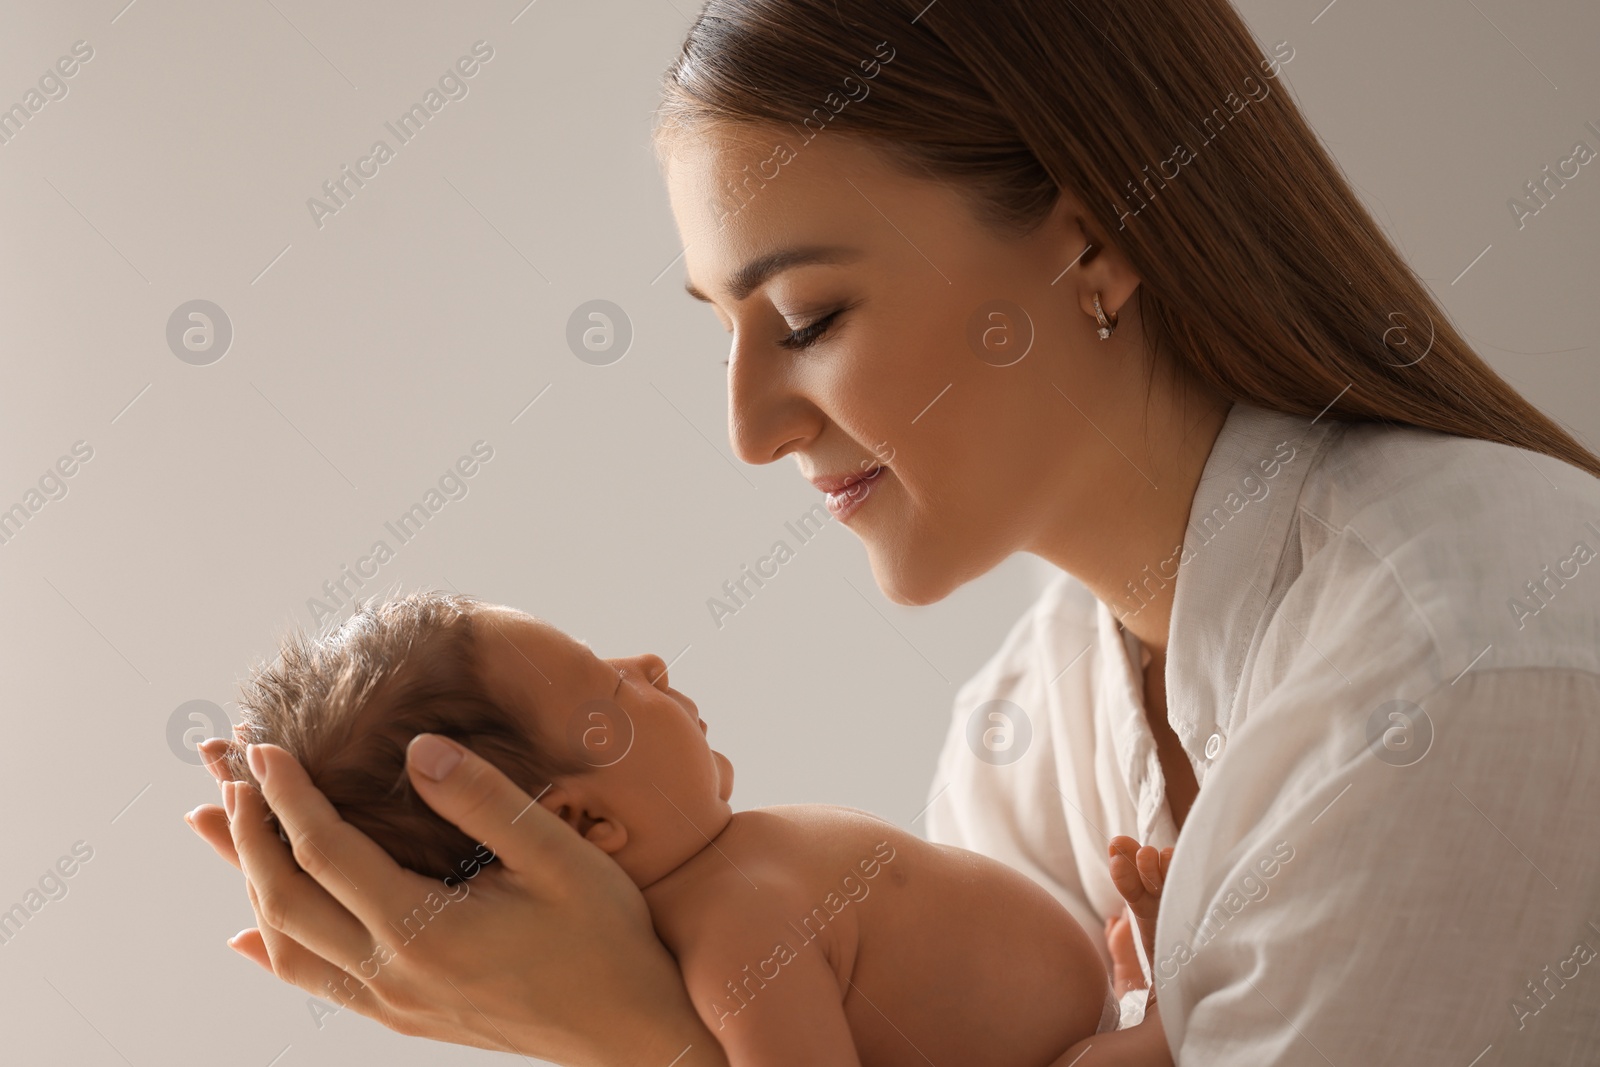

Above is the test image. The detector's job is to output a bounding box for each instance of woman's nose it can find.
[726,343,816,466]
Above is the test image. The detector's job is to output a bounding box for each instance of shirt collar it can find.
[1160,401,1337,762]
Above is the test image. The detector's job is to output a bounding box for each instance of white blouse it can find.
[924,402,1600,1064]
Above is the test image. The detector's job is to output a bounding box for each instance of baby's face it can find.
[471,603,735,888]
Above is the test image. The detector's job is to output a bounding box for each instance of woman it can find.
[188,0,1600,1063]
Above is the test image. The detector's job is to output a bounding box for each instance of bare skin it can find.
[668,122,1217,846]
[655,806,1113,1066]
[662,126,1229,649]
[186,124,1226,1059]
[197,604,1116,1066]
[1142,651,1199,833]
[1109,836,1174,974]
[191,740,725,1067]
[479,604,1116,1066]
[1026,836,1176,1067]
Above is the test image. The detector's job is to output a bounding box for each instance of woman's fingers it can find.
[402,734,576,887]
[198,738,232,783]
[247,743,428,931]
[226,927,273,972]
[237,872,373,1013]
[186,803,241,870]
[227,777,376,971]
[230,895,402,1034]
[225,794,392,1022]
[205,734,707,1062]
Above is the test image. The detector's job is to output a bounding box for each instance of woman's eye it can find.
[777,309,842,351]
[720,309,845,365]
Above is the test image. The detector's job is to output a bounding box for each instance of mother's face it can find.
[664,124,1146,606]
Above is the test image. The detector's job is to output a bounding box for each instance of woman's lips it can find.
[825,465,887,520]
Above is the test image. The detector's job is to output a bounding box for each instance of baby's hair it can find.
[221,588,591,881]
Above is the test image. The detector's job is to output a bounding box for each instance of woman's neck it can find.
[1033,392,1230,658]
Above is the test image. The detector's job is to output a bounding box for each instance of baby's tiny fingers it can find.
[1136,845,1164,894]
[1108,850,1136,882]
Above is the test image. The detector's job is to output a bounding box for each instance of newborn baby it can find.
[221,589,1174,1066]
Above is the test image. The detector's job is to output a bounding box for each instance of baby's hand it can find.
[1108,836,1172,974]
[1106,912,1145,998]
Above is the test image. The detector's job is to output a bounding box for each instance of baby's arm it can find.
[674,878,862,1067]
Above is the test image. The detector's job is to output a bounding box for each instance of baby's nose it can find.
[635,652,670,686]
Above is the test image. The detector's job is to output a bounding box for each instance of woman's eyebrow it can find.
[683,244,864,305]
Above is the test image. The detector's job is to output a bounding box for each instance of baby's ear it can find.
[538,784,627,854]
[582,817,628,855]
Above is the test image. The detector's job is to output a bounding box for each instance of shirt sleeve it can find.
[1157,666,1600,1065]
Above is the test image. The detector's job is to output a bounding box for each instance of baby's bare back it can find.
[644,804,1111,1067]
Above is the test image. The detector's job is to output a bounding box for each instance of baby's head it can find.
[222,589,735,888]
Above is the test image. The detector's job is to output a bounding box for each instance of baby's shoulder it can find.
[647,816,818,950]
[736,802,914,855]
[664,806,912,916]
[720,805,918,896]
[655,806,913,966]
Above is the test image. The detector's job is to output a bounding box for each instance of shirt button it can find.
[1204,732,1225,760]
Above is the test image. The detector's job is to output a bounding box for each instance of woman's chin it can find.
[868,549,958,607]
[867,533,1014,607]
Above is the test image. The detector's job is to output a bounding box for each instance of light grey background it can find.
[0,0,1594,1063]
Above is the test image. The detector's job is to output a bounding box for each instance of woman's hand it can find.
[186,734,728,1067]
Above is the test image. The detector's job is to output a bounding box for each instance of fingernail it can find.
[223,780,237,819]
[409,734,464,780]
[246,743,268,784]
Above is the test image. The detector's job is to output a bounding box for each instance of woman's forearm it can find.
[619,1008,730,1067]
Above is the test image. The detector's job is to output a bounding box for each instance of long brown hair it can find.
[653,0,1600,477]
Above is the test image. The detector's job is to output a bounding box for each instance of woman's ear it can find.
[1042,191,1141,327]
